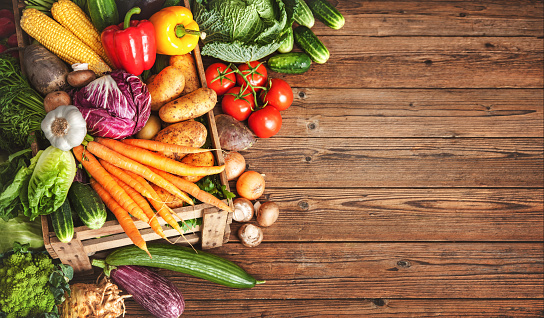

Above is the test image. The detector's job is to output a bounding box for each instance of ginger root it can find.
[60,276,131,318]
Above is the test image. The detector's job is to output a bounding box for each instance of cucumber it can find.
[100,243,266,289]
[293,26,330,64]
[268,52,312,74]
[50,199,74,243]
[307,0,345,30]
[277,27,294,53]
[294,0,315,28]
[68,181,107,230]
[85,0,119,32]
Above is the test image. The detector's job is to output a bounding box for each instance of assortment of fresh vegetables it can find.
[0,0,346,313]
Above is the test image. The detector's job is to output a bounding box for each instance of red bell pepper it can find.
[101,7,156,76]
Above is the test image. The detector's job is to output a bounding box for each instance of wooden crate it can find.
[12,0,233,274]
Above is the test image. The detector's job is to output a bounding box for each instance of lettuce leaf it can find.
[192,0,297,63]
[24,146,76,221]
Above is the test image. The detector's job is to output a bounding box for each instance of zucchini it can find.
[268,52,312,74]
[68,181,107,230]
[293,26,330,64]
[277,27,294,53]
[101,243,266,289]
[307,0,345,30]
[294,0,315,28]
[85,0,119,32]
[50,199,74,243]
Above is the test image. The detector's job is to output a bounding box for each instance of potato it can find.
[135,114,161,139]
[150,184,186,209]
[147,66,186,111]
[44,91,72,112]
[66,70,96,88]
[145,74,156,85]
[159,87,217,123]
[215,114,256,151]
[23,44,70,95]
[181,151,215,183]
[153,120,207,161]
[169,54,200,95]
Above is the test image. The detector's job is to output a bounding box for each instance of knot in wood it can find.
[298,201,309,210]
[397,260,411,268]
[298,91,306,99]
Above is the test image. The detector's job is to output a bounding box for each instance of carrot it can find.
[122,139,211,154]
[90,178,151,258]
[100,159,153,199]
[72,145,149,223]
[149,166,233,213]
[123,170,197,249]
[85,141,193,205]
[96,137,225,177]
[111,175,170,242]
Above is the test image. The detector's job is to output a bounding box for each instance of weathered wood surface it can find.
[69,0,543,316]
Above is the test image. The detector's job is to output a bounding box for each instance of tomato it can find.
[248,105,282,138]
[261,78,293,111]
[236,61,267,89]
[221,86,254,121]
[205,63,236,95]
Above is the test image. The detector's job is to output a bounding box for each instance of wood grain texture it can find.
[123,299,544,317]
[241,138,543,188]
[264,36,543,89]
[285,88,544,138]
[79,242,543,301]
[225,188,543,242]
[312,0,544,37]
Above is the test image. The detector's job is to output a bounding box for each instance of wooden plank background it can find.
[56,0,541,316]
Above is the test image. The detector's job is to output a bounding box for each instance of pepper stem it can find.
[123,7,141,30]
[175,24,206,40]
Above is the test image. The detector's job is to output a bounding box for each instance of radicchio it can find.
[71,69,151,139]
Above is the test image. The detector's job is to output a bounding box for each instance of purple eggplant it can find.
[109,265,185,318]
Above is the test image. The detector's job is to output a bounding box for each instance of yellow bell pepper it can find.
[149,6,203,55]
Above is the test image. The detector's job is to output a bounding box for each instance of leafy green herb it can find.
[179,217,202,231]
[196,174,235,201]
[0,55,46,151]
[192,0,298,63]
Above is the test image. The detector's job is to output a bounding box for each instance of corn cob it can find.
[51,0,114,68]
[20,8,112,75]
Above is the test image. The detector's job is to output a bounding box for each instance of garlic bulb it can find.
[41,105,87,151]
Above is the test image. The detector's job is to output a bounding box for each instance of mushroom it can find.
[256,201,279,227]
[238,224,263,247]
[232,198,254,222]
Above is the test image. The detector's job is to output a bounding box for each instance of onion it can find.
[224,151,246,181]
[236,171,265,200]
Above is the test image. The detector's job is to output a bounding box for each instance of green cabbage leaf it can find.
[192,0,298,63]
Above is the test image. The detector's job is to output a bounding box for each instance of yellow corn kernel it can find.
[51,0,114,68]
[20,8,111,75]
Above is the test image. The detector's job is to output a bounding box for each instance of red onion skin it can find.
[110,265,184,318]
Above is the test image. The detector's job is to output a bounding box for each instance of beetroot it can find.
[0,17,15,38]
[7,33,17,47]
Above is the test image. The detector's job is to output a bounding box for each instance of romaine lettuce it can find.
[24,146,76,221]
[192,0,298,62]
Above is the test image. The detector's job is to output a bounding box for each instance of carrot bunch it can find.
[72,137,232,256]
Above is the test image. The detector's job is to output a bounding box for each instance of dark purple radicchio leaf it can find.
[71,69,151,139]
